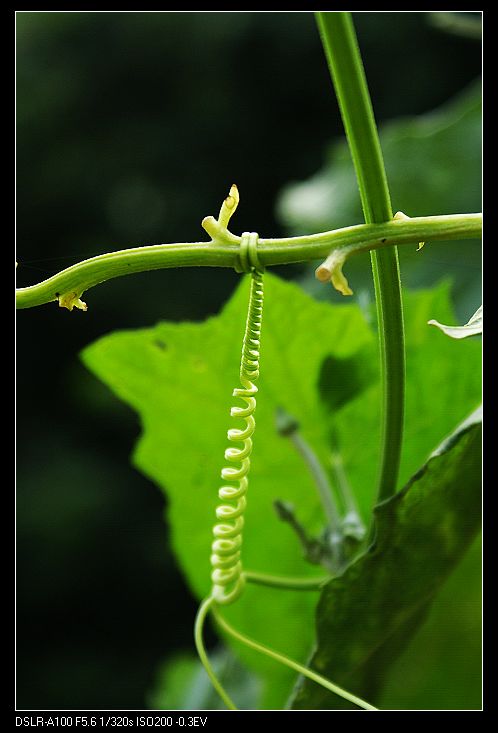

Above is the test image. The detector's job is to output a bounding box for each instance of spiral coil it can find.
[210,268,265,605]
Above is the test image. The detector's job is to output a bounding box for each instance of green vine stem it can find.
[316,11,405,502]
[15,212,480,310]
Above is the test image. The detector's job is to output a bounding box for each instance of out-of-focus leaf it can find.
[277,83,481,319]
[291,410,482,709]
[278,82,481,231]
[428,11,482,40]
[429,304,482,339]
[148,649,261,711]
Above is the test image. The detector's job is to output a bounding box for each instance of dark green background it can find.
[16,12,481,709]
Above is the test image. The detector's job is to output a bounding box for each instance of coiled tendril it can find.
[210,268,264,605]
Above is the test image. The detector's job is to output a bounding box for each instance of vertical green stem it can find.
[316,12,405,501]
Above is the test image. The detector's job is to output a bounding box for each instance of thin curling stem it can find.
[210,270,265,605]
[194,597,237,710]
[212,608,378,711]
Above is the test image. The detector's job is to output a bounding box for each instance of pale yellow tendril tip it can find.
[331,268,353,296]
[218,184,240,229]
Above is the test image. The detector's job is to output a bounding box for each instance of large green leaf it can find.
[82,273,374,708]
[82,274,481,709]
[291,409,481,709]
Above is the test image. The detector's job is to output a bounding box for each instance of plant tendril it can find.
[210,268,264,605]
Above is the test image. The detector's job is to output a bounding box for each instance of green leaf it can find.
[317,347,376,413]
[290,409,482,710]
[429,304,482,339]
[82,275,481,710]
[81,273,374,709]
[147,649,261,710]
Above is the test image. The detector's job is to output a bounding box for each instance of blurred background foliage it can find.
[16,12,481,710]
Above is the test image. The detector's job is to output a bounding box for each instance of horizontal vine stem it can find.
[16,213,481,310]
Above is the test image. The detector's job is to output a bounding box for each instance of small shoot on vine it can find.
[200,183,241,244]
[275,407,366,573]
[314,211,425,294]
[273,499,330,568]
